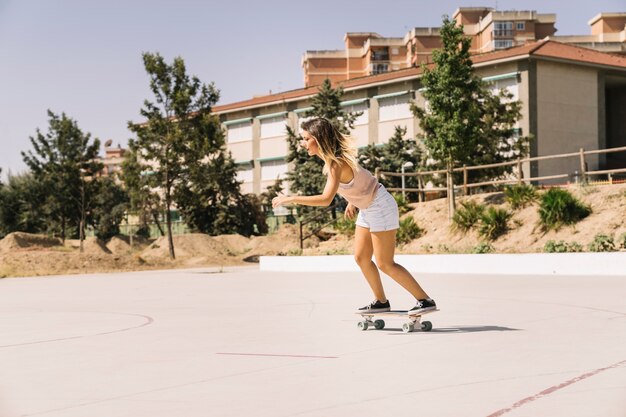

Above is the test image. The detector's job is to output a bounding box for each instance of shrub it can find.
[504,184,537,209]
[478,207,512,240]
[334,215,356,237]
[396,217,423,246]
[544,240,583,253]
[393,193,412,215]
[538,188,591,231]
[587,234,616,252]
[473,242,494,254]
[618,232,626,250]
[452,200,485,234]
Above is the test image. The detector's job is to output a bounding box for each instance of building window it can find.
[342,102,369,126]
[486,77,519,102]
[227,120,252,143]
[494,40,514,50]
[236,162,254,183]
[260,116,287,138]
[378,94,412,122]
[261,159,288,181]
[494,21,513,38]
[516,22,525,31]
[371,63,388,75]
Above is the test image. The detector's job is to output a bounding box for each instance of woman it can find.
[272,118,436,314]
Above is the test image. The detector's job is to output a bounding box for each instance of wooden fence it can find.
[377,145,626,200]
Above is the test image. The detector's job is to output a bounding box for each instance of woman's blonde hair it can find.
[300,118,359,175]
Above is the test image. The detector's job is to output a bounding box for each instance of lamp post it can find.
[401,161,414,200]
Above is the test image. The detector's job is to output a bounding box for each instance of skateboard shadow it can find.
[385,325,520,334]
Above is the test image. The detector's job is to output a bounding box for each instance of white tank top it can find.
[337,165,380,209]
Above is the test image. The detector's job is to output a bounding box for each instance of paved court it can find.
[0,266,624,417]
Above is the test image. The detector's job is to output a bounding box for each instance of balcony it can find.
[371,49,390,61]
[493,29,514,38]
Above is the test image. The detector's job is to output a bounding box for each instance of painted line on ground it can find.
[487,359,626,416]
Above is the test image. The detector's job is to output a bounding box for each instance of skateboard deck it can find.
[356,309,439,333]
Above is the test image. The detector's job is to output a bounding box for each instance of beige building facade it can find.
[302,7,625,88]
[216,41,626,194]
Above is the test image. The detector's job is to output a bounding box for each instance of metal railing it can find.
[298,201,345,250]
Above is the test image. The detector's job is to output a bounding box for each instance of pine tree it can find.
[411,16,530,217]
[285,79,361,219]
[359,126,422,199]
[21,110,102,242]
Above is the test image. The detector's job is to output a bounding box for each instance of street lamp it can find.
[401,161,414,200]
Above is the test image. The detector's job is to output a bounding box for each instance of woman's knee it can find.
[376,259,396,274]
[354,253,372,266]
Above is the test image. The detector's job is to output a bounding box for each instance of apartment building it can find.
[216,41,626,195]
[549,13,626,54]
[302,32,408,88]
[302,6,625,87]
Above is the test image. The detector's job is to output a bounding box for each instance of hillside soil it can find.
[1,183,624,278]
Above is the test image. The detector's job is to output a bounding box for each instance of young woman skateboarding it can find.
[272,117,436,314]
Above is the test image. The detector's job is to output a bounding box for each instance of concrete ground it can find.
[0,266,624,417]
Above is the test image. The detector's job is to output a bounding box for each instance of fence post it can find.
[299,221,304,250]
[417,173,424,203]
[463,165,468,196]
[374,167,381,180]
[517,158,523,185]
[579,148,587,184]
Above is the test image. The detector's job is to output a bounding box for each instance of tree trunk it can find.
[61,216,66,243]
[446,162,456,221]
[165,184,175,260]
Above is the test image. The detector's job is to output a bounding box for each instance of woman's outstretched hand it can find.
[272,194,291,208]
[344,203,357,219]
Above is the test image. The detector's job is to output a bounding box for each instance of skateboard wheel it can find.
[374,319,385,330]
[421,321,433,332]
[358,321,369,331]
[402,323,414,333]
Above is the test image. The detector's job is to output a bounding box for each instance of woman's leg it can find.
[371,229,429,300]
[354,225,387,302]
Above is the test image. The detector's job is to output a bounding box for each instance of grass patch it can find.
[538,188,591,231]
[396,217,423,246]
[504,184,537,210]
[452,200,485,234]
[543,240,583,253]
[478,207,512,241]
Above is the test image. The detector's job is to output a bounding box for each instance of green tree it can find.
[285,79,361,218]
[21,110,102,242]
[122,138,167,239]
[0,172,48,237]
[88,177,129,241]
[411,16,529,218]
[128,52,257,256]
[359,126,422,200]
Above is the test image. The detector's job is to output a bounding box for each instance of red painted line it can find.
[487,359,626,417]
[216,352,338,359]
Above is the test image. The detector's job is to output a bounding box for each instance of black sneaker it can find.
[408,298,437,314]
[357,300,391,314]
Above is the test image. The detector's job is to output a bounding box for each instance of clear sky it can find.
[1,0,624,179]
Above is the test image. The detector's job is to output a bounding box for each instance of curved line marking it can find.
[0,312,154,348]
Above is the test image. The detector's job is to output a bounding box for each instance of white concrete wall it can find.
[260,253,626,276]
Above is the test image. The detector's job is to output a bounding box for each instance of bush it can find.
[392,193,412,215]
[504,184,537,209]
[473,242,494,254]
[396,217,423,246]
[334,215,356,237]
[452,200,485,234]
[544,240,583,253]
[618,232,626,250]
[587,234,616,252]
[538,188,591,231]
[478,207,512,240]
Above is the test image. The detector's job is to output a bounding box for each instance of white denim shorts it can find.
[355,185,400,232]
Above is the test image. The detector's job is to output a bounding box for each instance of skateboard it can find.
[357,309,438,333]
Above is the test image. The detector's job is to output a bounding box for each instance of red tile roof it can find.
[214,41,626,113]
